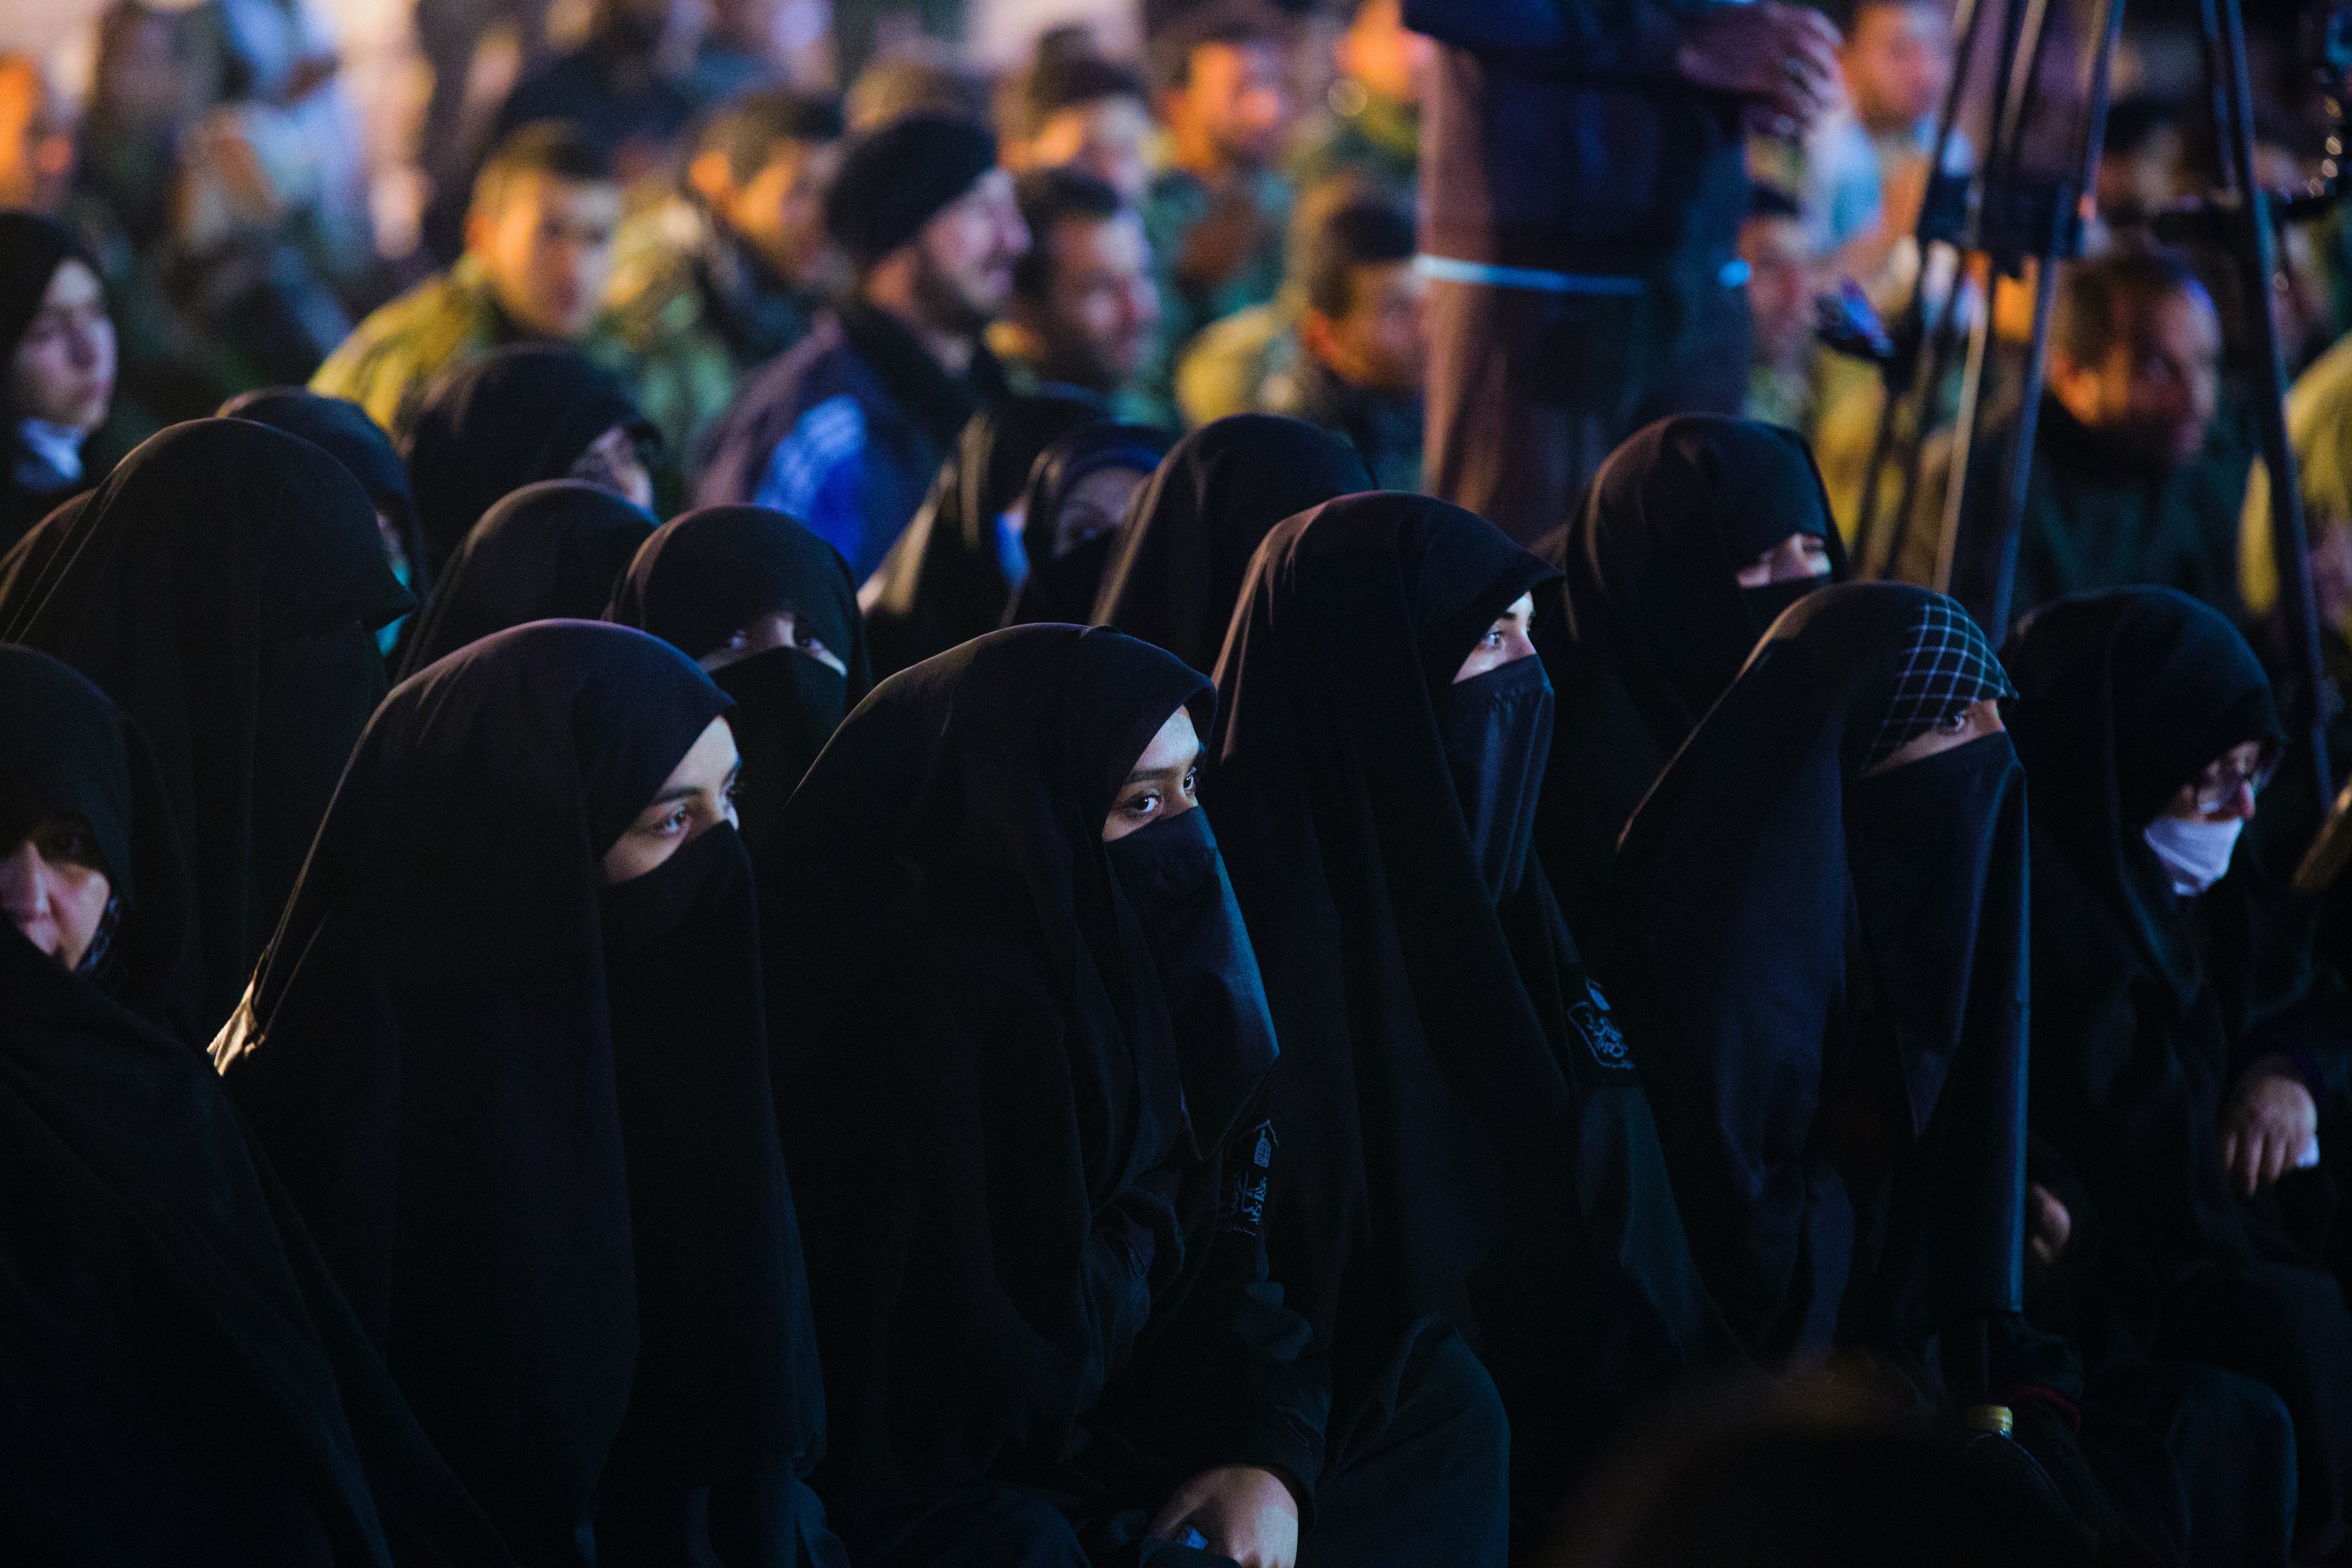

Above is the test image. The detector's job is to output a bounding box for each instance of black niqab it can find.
[213,621,834,1565]
[1093,414,1372,675]
[1609,582,2027,1376]
[861,392,1103,678]
[764,625,1319,1552]
[222,386,429,600]
[0,418,411,1031]
[1002,421,1175,628]
[0,644,198,1036]
[1208,491,1735,1425]
[401,344,652,573]
[397,479,654,678]
[606,503,872,844]
[1536,414,1848,951]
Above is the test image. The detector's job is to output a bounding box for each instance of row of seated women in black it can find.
[2,406,2349,1567]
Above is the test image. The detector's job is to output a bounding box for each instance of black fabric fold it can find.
[1092,414,1372,675]
[222,386,430,603]
[0,418,410,1032]
[398,480,654,677]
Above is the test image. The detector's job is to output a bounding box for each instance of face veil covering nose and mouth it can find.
[1434,652,1556,903]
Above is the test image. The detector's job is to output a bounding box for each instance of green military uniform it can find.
[1286,86,1419,201]
[311,255,510,432]
[600,197,823,464]
[1139,165,1291,431]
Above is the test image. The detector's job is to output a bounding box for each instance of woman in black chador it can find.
[0,644,511,1565]
[2006,586,2352,1559]
[213,622,843,1568]
[606,503,871,849]
[401,343,659,575]
[1002,421,1174,628]
[1093,414,1372,675]
[397,479,654,677]
[861,391,1103,679]
[763,623,1508,1566]
[1533,413,1846,950]
[1207,492,1732,1538]
[0,417,412,1031]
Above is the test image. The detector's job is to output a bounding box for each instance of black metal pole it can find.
[2208,0,2336,805]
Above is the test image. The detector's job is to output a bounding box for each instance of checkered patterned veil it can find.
[1862,596,2016,769]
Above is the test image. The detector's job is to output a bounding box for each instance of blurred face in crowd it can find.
[469,172,623,340]
[10,260,116,433]
[1335,0,1435,108]
[1741,213,1816,371]
[698,135,839,287]
[910,168,1031,334]
[600,717,740,883]
[1163,39,1291,172]
[2,818,110,971]
[1302,258,1426,395]
[568,423,657,510]
[1017,211,1160,390]
[1027,95,1154,205]
[0,58,72,211]
[2051,284,2221,467]
[1839,0,1952,135]
[1103,706,1202,841]
[1051,464,1149,559]
[699,607,848,675]
[2161,739,2270,824]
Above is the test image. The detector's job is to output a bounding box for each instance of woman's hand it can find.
[2221,1055,2320,1197]
[2027,1181,2072,1266]
[1152,1465,1300,1568]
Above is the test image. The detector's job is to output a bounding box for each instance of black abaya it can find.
[213,621,840,1568]
[605,503,870,845]
[396,480,654,678]
[400,344,655,573]
[2006,586,2352,1556]
[223,386,431,603]
[0,418,411,1032]
[1534,413,1847,951]
[1093,415,1372,676]
[860,392,1103,678]
[764,623,1507,1565]
[1207,493,1735,1529]
[1001,421,1175,628]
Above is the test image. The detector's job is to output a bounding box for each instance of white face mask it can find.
[2142,814,2245,896]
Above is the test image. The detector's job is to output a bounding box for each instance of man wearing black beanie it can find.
[696,112,1030,582]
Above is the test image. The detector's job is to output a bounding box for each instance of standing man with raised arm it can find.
[1410,0,1842,543]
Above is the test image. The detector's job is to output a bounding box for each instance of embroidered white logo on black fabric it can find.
[1219,1119,1276,1236]
[1570,979,1632,1071]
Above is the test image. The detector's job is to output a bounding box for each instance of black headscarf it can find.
[1537,416,1849,946]
[1002,421,1175,629]
[606,504,871,847]
[765,625,1319,1552]
[1208,492,1735,1440]
[2004,588,2291,1280]
[0,644,198,1035]
[401,344,654,574]
[1093,414,1372,675]
[1608,582,2027,1378]
[214,621,834,1565]
[0,419,411,1032]
[861,391,1104,679]
[396,480,654,678]
[0,921,512,1566]
[1,213,104,552]
[221,386,428,602]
